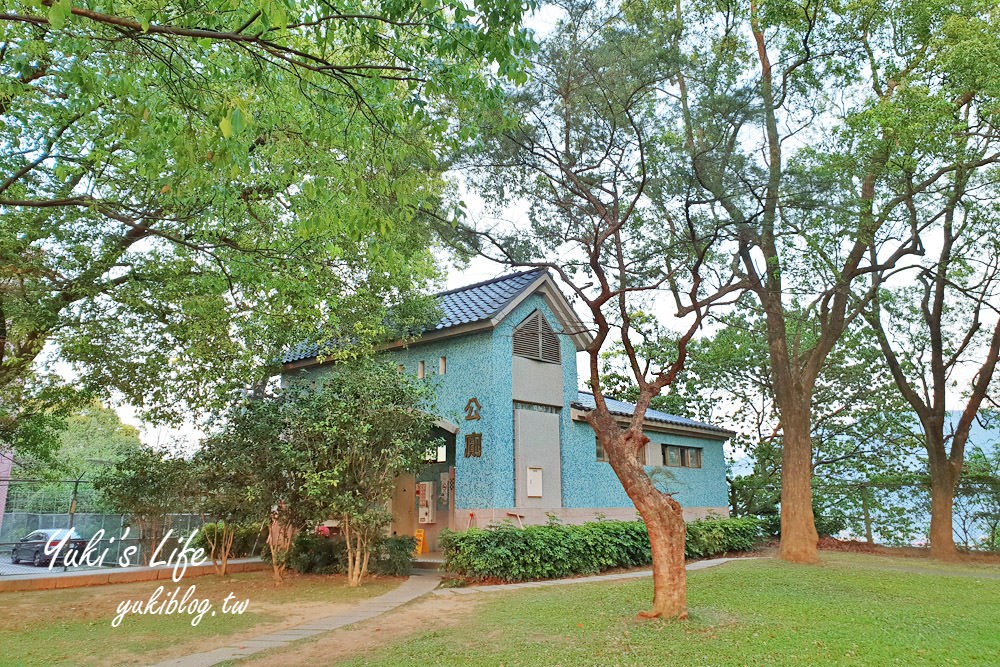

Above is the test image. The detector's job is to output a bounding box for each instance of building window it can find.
[439,356,446,375]
[597,441,645,464]
[513,401,560,414]
[417,360,425,379]
[512,311,561,364]
[425,444,447,463]
[663,445,702,468]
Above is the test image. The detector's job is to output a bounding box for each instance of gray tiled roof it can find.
[573,391,734,437]
[283,269,546,364]
[434,269,545,330]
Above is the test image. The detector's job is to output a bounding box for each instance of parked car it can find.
[11,528,87,567]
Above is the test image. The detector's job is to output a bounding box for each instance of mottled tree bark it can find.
[603,429,687,619]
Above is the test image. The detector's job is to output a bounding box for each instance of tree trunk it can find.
[220,525,234,577]
[605,430,688,619]
[928,460,960,561]
[635,495,688,620]
[266,516,294,583]
[860,487,874,545]
[343,517,369,587]
[778,410,819,563]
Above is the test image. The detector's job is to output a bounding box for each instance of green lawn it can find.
[0,571,400,666]
[338,553,1000,667]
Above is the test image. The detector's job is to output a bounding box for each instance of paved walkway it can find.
[150,571,443,667]
[153,557,753,667]
[432,556,753,596]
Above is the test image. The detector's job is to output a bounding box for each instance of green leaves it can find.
[199,358,440,533]
[47,0,72,30]
[218,105,252,139]
[2,0,530,434]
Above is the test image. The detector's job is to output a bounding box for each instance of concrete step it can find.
[413,557,445,571]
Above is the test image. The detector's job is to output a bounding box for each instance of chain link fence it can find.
[0,478,207,576]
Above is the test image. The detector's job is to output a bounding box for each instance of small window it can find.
[439,356,446,375]
[689,448,702,468]
[425,444,447,463]
[417,360,425,379]
[663,445,702,468]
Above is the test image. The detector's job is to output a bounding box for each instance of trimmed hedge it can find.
[685,516,760,558]
[289,534,416,576]
[441,516,761,582]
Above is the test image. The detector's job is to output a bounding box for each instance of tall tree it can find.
[627,0,1000,562]
[864,188,1000,559]
[7,400,143,514]
[603,301,924,544]
[465,1,744,619]
[197,390,312,581]
[292,362,440,587]
[0,0,534,441]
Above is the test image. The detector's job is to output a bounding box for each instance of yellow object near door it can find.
[414,528,427,555]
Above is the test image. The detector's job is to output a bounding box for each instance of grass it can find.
[0,570,400,666]
[335,553,1000,667]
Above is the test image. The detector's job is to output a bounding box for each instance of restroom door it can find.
[514,407,562,508]
[390,473,416,537]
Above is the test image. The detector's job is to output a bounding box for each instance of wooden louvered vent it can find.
[513,311,561,364]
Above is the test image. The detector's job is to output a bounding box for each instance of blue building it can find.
[283,270,733,549]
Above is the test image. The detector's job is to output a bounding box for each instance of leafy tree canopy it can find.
[0,0,536,452]
[14,399,142,476]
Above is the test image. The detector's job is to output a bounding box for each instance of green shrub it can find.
[757,513,781,538]
[815,511,847,538]
[289,533,347,574]
[193,521,266,559]
[370,536,416,576]
[441,517,760,582]
[684,516,761,558]
[288,533,415,576]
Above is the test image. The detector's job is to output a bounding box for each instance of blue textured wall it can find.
[385,330,510,510]
[387,293,580,509]
[562,422,729,509]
